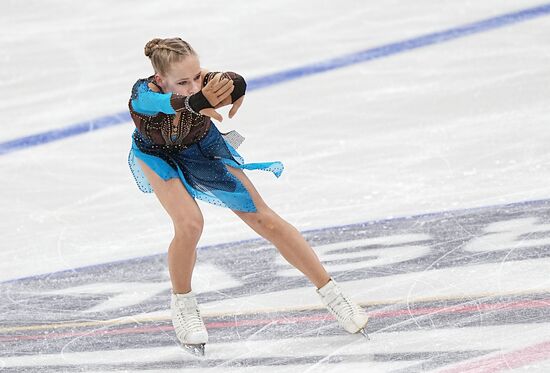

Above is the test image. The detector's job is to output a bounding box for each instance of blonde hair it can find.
[144,37,197,75]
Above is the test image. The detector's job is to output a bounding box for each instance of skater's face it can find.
[155,55,202,96]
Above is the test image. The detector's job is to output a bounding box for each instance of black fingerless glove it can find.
[225,71,247,102]
[170,91,213,115]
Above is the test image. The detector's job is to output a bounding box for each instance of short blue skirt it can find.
[128,123,284,212]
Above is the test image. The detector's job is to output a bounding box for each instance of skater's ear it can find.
[149,75,163,92]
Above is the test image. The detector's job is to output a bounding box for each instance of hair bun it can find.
[144,38,163,58]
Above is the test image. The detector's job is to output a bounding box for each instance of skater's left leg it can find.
[226,166,330,289]
[226,166,369,335]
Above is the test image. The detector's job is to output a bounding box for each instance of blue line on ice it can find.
[1,3,549,155]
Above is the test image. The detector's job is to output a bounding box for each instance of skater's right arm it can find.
[129,73,234,121]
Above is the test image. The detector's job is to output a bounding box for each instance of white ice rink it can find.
[1,1,550,372]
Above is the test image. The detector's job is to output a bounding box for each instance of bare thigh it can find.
[225,166,270,217]
[136,159,203,227]
[225,165,287,236]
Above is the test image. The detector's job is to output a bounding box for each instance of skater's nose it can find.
[190,80,201,95]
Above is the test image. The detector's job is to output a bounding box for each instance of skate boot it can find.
[317,279,369,338]
[171,291,208,356]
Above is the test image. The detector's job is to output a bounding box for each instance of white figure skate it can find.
[171,291,209,356]
[317,279,370,338]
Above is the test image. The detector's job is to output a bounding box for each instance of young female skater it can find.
[127,37,369,356]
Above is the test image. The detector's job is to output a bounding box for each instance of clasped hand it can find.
[199,73,244,121]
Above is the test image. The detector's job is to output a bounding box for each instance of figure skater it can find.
[127,37,369,356]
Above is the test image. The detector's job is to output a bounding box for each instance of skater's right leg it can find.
[137,159,203,294]
[137,159,208,355]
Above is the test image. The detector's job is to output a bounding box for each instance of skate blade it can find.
[359,327,370,340]
[181,343,206,357]
[357,317,370,340]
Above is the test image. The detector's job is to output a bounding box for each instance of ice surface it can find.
[1,0,550,371]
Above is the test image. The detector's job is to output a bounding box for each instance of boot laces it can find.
[329,292,359,322]
[175,298,205,332]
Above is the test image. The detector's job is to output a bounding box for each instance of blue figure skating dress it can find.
[127,72,283,213]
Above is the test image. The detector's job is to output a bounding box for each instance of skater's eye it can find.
[178,74,200,85]
[178,73,201,85]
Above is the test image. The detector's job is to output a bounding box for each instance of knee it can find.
[173,215,204,241]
